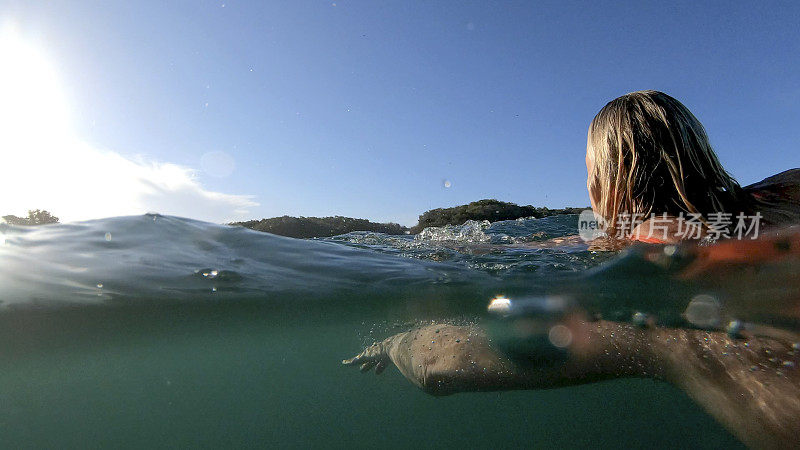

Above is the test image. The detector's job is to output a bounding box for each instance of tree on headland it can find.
[408,199,586,234]
[2,209,60,226]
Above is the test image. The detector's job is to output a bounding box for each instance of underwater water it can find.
[0,214,745,449]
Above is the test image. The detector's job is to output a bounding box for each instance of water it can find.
[0,214,745,448]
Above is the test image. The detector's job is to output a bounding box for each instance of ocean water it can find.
[0,214,745,449]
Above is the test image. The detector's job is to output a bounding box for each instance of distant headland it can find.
[231,199,586,238]
[230,215,408,239]
[407,199,585,234]
[3,200,587,238]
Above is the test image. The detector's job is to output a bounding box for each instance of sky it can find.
[0,1,798,226]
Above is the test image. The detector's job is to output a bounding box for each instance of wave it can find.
[0,214,493,307]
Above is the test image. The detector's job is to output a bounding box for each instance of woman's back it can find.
[744,168,800,228]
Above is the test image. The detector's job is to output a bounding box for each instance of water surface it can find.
[0,214,744,448]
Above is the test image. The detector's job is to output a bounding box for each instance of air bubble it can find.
[684,294,722,328]
[548,324,572,348]
[487,296,512,314]
[726,320,744,338]
[632,311,648,327]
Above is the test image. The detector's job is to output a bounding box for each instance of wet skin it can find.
[344,317,800,449]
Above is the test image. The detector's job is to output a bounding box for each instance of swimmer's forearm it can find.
[347,321,666,395]
[383,324,561,395]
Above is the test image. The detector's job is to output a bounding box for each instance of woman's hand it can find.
[342,334,397,375]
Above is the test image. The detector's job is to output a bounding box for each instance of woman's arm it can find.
[344,319,800,448]
[342,317,661,395]
[343,323,531,395]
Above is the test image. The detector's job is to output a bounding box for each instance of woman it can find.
[344,91,800,448]
[585,90,799,243]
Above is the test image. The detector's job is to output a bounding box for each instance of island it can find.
[408,199,586,234]
[229,215,409,238]
[5,201,586,238]
[232,200,586,238]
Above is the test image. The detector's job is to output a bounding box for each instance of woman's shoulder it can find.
[744,168,800,229]
[744,168,800,192]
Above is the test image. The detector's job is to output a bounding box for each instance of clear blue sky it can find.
[3,1,799,225]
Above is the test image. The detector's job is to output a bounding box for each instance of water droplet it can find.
[443,180,452,188]
[548,324,573,348]
[632,311,648,327]
[200,151,236,178]
[96,283,103,289]
[104,232,112,241]
[684,294,722,328]
[487,296,512,314]
[726,320,744,338]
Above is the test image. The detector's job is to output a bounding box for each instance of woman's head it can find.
[586,90,745,233]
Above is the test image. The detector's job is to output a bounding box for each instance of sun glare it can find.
[0,24,87,219]
[0,25,71,145]
[0,24,256,223]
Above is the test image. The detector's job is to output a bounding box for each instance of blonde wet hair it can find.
[587,90,748,234]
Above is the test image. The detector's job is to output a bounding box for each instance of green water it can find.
[0,303,742,449]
